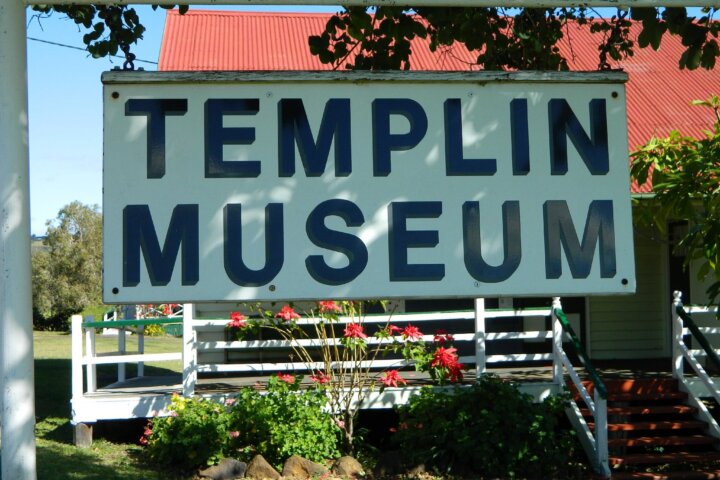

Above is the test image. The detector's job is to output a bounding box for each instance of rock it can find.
[331,456,365,478]
[198,458,247,480]
[406,463,427,476]
[246,455,281,480]
[281,455,329,479]
[373,451,403,477]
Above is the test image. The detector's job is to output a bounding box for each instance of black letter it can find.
[224,203,284,287]
[544,200,616,278]
[549,99,609,175]
[125,99,188,179]
[306,199,368,285]
[510,99,530,175]
[123,204,199,286]
[444,99,496,175]
[388,201,444,281]
[205,99,261,178]
[372,99,428,176]
[278,98,351,177]
[463,201,521,283]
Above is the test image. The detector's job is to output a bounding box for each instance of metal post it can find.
[672,290,684,379]
[0,1,38,478]
[474,298,486,379]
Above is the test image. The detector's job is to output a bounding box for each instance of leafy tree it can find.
[309,6,719,71]
[32,202,102,330]
[631,96,720,306]
[33,5,718,71]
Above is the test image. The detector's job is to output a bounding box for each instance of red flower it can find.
[276,373,295,384]
[402,325,423,341]
[447,363,464,382]
[276,305,300,321]
[344,322,367,339]
[433,329,454,345]
[381,370,407,387]
[228,311,247,329]
[318,301,342,313]
[430,347,459,368]
[311,371,330,384]
[387,325,403,335]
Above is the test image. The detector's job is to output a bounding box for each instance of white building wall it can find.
[588,232,669,359]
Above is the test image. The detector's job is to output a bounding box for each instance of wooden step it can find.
[580,405,696,417]
[607,391,689,402]
[610,470,720,480]
[608,434,718,448]
[577,378,679,396]
[609,452,720,466]
[589,420,707,432]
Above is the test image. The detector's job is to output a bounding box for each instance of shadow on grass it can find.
[35,359,72,420]
[36,439,172,480]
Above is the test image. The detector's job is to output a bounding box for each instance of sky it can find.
[25,4,340,236]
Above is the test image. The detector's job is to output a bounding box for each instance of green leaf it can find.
[680,45,703,69]
[701,39,719,69]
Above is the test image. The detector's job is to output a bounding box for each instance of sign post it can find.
[0,1,37,479]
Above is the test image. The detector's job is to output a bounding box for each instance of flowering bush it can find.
[225,301,468,452]
[393,324,465,385]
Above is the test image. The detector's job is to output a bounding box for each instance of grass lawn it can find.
[34,331,184,479]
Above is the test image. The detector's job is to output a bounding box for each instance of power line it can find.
[27,36,158,65]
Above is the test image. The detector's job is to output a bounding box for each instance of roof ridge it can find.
[166,9,337,18]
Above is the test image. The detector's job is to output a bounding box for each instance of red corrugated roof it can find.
[159,10,719,194]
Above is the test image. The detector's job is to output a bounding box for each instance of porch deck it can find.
[81,361,682,402]
[71,365,566,427]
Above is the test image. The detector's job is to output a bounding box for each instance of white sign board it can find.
[103,71,635,303]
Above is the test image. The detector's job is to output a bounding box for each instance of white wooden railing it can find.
[71,309,183,398]
[181,300,556,397]
[552,298,609,477]
[671,291,720,440]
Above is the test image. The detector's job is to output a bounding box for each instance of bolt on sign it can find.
[103,71,635,304]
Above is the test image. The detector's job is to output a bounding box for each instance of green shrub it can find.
[228,374,341,468]
[143,376,340,471]
[144,395,232,470]
[394,375,578,478]
[143,323,166,337]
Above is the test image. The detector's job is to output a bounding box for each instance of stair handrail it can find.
[675,304,720,373]
[552,299,609,477]
[554,307,607,399]
[671,291,720,441]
